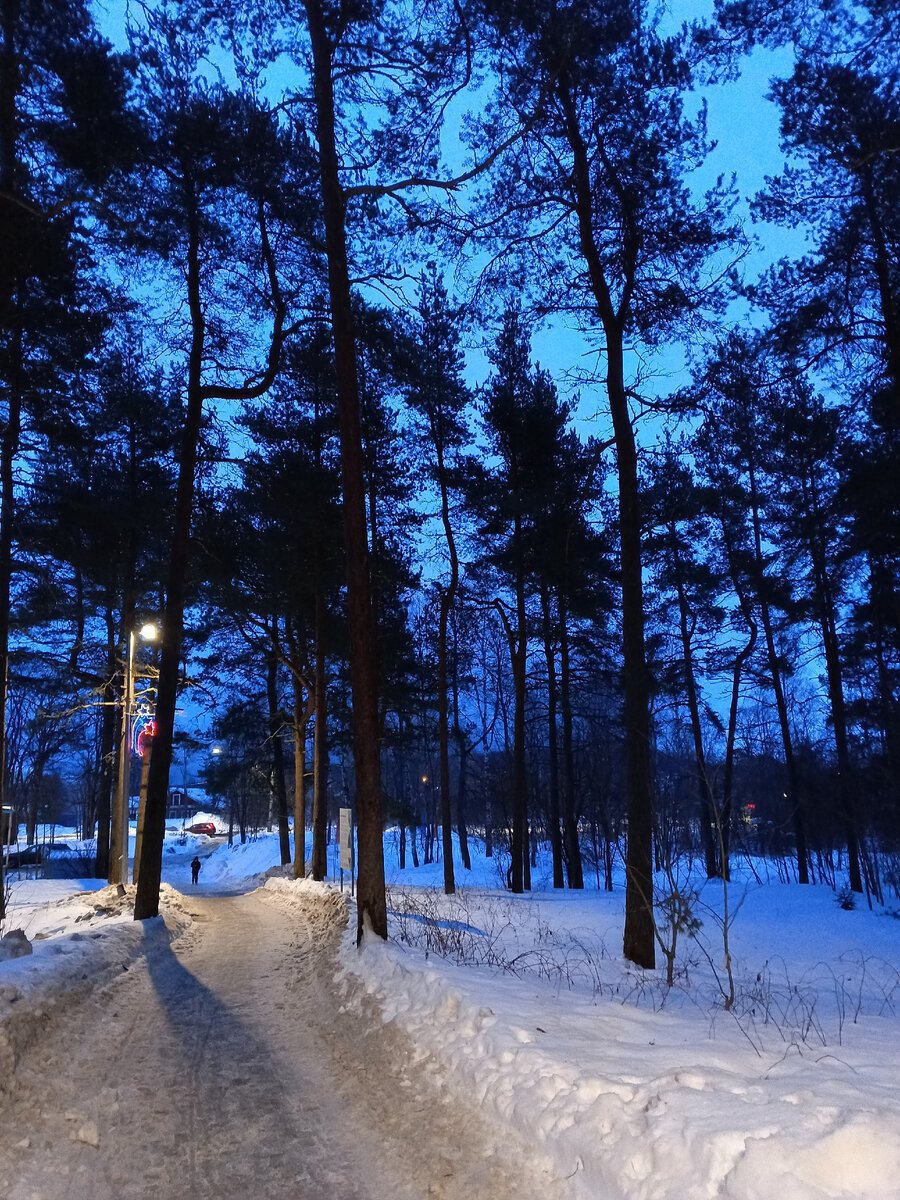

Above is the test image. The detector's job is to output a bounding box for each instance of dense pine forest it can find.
[1,0,897,967]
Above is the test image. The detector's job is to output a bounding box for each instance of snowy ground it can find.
[2,822,899,1199]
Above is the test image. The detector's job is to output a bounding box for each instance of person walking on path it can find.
[190,856,201,885]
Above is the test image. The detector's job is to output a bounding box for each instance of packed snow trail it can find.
[0,887,549,1200]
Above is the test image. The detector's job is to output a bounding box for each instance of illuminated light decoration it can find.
[133,714,157,757]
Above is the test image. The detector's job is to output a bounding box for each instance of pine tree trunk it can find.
[311,590,329,881]
[133,132,287,922]
[540,588,565,888]
[559,598,584,888]
[451,617,471,872]
[560,77,654,966]
[0,0,22,922]
[498,553,529,895]
[868,554,900,805]
[134,191,206,922]
[672,549,719,878]
[721,621,756,882]
[436,453,458,894]
[94,617,117,880]
[132,738,152,886]
[807,520,862,892]
[305,0,386,942]
[108,653,127,886]
[267,645,291,866]
[612,371,656,968]
[717,504,759,883]
[747,466,809,884]
[0,336,21,921]
[292,675,315,879]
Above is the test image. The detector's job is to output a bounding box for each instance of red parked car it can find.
[184,821,217,836]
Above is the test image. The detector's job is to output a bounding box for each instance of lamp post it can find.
[113,623,157,886]
[209,744,234,847]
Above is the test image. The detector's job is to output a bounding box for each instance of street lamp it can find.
[208,744,234,846]
[113,622,157,886]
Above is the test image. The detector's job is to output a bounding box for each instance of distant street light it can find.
[208,744,233,845]
[114,623,157,886]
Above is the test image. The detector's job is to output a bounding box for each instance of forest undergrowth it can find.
[385,864,900,1055]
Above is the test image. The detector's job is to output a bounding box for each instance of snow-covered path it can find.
[0,887,549,1200]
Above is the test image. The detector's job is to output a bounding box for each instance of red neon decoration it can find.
[136,718,156,758]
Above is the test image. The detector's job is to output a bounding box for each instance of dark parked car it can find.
[184,822,217,837]
[4,845,43,868]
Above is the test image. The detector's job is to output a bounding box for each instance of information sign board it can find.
[339,807,353,871]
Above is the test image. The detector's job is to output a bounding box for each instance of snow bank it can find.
[0,880,190,1094]
[3,830,900,1200]
[325,875,900,1200]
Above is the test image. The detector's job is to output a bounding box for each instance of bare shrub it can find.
[386,886,611,998]
[714,949,900,1050]
[386,876,900,1050]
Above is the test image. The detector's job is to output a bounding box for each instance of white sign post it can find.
[339,807,354,893]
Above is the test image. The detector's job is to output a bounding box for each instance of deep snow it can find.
[2,822,899,1199]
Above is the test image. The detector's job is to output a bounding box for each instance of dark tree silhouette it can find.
[471,0,738,964]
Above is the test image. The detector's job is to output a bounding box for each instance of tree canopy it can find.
[2,0,897,951]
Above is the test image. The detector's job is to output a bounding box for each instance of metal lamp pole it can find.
[114,623,157,887]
